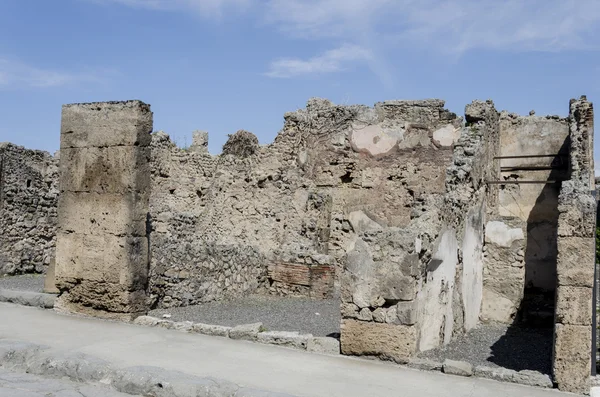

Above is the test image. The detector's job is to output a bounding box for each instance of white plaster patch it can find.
[415,237,422,253]
[350,124,401,156]
[432,124,461,147]
[419,229,458,352]
[484,221,524,248]
[461,205,484,331]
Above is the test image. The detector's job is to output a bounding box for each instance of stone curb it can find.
[0,289,56,309]
[406,358,553,389]
[132,316,341,356]
[0,339,297,397]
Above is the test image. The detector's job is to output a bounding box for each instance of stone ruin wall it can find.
[1,98,596,382]
[0,143,59,276]
[339,99,500,360]
[147,98,462,308]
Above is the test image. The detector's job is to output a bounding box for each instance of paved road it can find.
[0,368,136,397]
[0,303,571,397]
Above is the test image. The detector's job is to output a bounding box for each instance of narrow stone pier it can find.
[54,100,153,320]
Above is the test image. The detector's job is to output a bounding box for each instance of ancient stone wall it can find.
[338,99,469,361]
[54,101,152,320]
[0,143,58,276]
[553,96,596,394]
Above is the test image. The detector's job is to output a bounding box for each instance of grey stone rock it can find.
[396,301,417,325]
[173,321,194,332]
[133,316,160,327]
[191,323,231,337]
[442,359,473,377]
[372,308,386,323]
[229,323,264,341]
[256,331,311,350]
[407,358,442,372]
[357,308,373,321]
[306,337,340,355]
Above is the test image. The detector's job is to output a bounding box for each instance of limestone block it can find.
[307,337,340,355]
[59,146,150,194]
[229,323,264,341]
[43,257,59,294]
[442,359,473,377]
[555,286,592,326]
[557,192,596,238]
[407,358,442,372]
[60,101,153,149]
[191,323,231,337]
[58,192,147,237]
[347,211,383,234]
[55,233,149,289]
[396,301,417,325]
[557,237,595,288]
[256,331,311,349]
[340,319,417,363]
[133,316,160,327]
[480,288,517,324]
[553,324,591,394]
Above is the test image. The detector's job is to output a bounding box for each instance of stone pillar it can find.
[553,97,596,394]
[55,101,152,320]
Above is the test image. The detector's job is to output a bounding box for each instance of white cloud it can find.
[0,59,104,89]
[264,0,600,53]
[87,0,253,18]
[265,44,372,78]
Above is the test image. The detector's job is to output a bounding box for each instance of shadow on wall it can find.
[488,137,570,376]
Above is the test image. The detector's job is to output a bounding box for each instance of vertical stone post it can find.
[553,96,596,394]
[55,101,152,320]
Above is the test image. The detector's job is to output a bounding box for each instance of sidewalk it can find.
[0,302,569,397]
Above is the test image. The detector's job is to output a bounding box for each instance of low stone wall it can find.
[148,214,268,308]
[0,143,58,276]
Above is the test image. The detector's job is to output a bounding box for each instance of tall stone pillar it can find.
[55,101,152,320]
[553,96,596,394]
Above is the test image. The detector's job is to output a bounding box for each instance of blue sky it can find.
[1,0,599,171]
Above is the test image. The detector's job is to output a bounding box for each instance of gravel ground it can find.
[418,323,554,375]
[0,275,44,293]
[150,294,341,337]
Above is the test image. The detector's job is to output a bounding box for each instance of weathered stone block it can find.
[555,286,592,326]
[54,279,147,318]
[59,146,150,194]
[58,192,147,237]
[55,232,149,289]
[340,319,417,363]
[553,324,591,394]
[442,359,473,377]
[307,337,340,355]
[43,257,59,294]
[396,301,417,325]
[60,101,153,149]
[191,323,231,337]
[556,237,595,288]
[256,331,311,349]
[557,189,596,238]
[229,323,264,341]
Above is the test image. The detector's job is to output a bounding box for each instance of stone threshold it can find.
[406,358,555,389]
[0,289,56,309]
[132,315,340,356]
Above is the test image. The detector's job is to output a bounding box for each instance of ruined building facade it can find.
[0,96,595,393]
